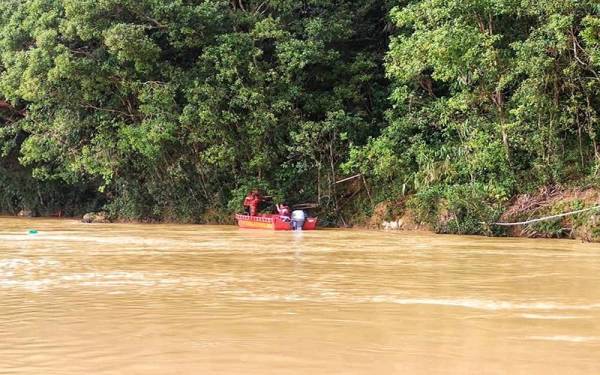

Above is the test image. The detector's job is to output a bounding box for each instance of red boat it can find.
[235,214,318,231]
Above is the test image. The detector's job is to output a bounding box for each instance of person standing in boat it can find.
[243,190,262,216]
[243,192,253,215]
[291,209,306,230]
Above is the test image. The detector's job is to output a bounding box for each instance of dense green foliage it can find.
[1,0,600,228]
[0,0,390,221]
[347,0,600,232]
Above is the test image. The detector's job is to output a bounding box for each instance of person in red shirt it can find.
[243,190,262,216]
[243,192,254,215]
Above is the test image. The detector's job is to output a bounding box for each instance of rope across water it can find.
[489,205,600,226]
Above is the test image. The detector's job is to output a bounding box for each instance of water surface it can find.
[1,218,600,374]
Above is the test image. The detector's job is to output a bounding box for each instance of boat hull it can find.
[235,214,317,231]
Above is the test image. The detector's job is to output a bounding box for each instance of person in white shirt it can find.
[291,209,306,230]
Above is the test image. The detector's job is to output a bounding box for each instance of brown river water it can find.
[1,218,600,374]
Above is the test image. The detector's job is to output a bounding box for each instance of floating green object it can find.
[28,229,38,235]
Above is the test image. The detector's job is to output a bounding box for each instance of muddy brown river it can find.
[1,218,600,374]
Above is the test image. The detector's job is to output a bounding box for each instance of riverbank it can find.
[363,185,600,242]
[5,185,600,242]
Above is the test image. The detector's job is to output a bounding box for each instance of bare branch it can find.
[82,104,138,120]
[254,1,268,15]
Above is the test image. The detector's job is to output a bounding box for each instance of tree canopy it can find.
[1,0,599,228]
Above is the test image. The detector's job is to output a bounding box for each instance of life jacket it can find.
[243,195,254,207]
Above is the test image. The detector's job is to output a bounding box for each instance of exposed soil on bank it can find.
[366,185,600,242]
